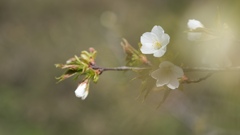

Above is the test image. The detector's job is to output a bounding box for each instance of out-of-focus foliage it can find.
[1,0,240,135]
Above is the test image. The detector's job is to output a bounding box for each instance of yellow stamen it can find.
[154,41,162,49]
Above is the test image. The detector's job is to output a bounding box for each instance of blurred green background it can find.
[1,0,240,134]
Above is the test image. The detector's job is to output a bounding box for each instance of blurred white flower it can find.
[188,19,204,30]
[151,61,184,90]
[75,80,89,100]
[140,25,170,57]
[187,19,204,41]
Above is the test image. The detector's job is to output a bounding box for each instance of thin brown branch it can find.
[183,66,240,72]
[91,65,150,72]
[92,65,240,73]
[182,73,213,84]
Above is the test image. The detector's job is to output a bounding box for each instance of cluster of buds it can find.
[55,48,100,99]
[121,38,151,67]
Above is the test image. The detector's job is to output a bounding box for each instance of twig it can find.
[91,65,150,72]
[93,65,240,72]
[182,73,213,84]
[91,65,240,83]
[183,66,240,72]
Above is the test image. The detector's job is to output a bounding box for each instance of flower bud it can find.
[187,19,205,41]
[188,19,204,30]
[74,80,89,100]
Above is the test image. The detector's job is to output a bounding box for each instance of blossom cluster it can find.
[140,25,184,90]
[56,18,230,100]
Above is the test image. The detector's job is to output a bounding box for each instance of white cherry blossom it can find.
[151,61,184,90]
[75,80,89,100]
[187,19,204,41]
[188,19,204,30]
[140,25,170,57]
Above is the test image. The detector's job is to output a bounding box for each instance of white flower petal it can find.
[75,88,85,98]
[151,69,170,86]
[156,75,170,87]
[151,61,183,89]
[81,90,89,100]
[159,61,173,68]
[188,19,204,30]
[156,79,168,87]
[140,45,155,54]
[140,25,170,57]
[151,69,162,79]
[151,25,164,36]
[141,32,156,45]
[160,34,170,46]
[167,78,179,89]
[74,81,89,100]
[172,66,184,78]
[153,47,167,57]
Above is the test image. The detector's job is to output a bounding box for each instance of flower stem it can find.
[91,65,150,72]
[92,65,240,72]
[183,66,240,72]
[182,73,213,84]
